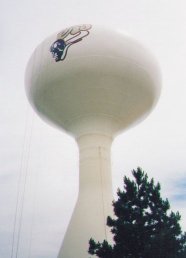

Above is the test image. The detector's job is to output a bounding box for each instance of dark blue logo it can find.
[50,24,92,62]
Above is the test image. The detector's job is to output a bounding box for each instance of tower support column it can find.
[58,133,114,258]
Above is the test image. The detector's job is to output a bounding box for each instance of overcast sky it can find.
[1,1,186,257]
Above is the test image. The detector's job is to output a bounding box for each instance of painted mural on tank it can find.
[50,24,92,62]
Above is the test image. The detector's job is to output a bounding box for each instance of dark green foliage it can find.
[88,168,186,258]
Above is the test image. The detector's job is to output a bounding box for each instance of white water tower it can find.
[25,24,161,258]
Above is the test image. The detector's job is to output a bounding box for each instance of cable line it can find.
[15,111,34,258]
[11,105,29,258]
[11,107,34,258]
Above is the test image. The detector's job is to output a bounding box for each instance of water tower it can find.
[25,24,161,258]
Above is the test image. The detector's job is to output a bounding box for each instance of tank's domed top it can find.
[25,24,161,138]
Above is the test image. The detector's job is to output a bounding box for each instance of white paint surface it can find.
[58,134,113,257]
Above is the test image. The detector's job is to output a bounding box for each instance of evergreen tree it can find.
[88,168,186,258]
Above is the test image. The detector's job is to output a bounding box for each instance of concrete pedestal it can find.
[58,133,114,258]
